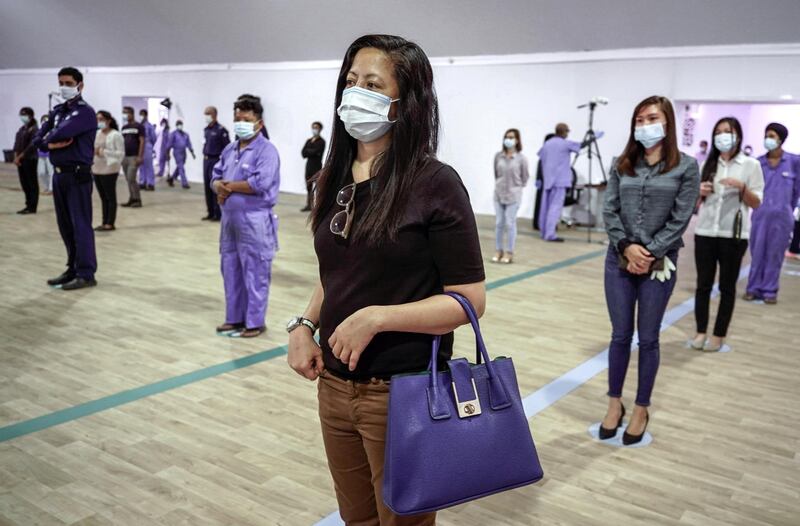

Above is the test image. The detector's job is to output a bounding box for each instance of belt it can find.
[204,154,221,160]
[325,368,392,384]
[54,165,91,174]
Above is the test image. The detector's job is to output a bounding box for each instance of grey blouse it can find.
[604,152,700,258]
[494,151,530,205]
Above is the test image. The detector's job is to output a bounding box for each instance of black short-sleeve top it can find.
[313,159,486,380]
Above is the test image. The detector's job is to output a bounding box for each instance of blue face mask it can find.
[234,121,257,140]
[714,133,736,153]
[764,137,780,151]
[19,115,30,124]
[634,122,665,149]
[97,121,107,130]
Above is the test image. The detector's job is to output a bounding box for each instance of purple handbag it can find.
[383,292,544,515]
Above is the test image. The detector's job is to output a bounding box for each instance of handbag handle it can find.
[429,292,493,374]
[426,292,511,420]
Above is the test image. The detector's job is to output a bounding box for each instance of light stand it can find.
[573,100,608,244]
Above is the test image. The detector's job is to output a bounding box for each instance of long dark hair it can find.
[701,117,743,183]
[310,34,439,245]
[97,110,118,131]
[616,95,680,176]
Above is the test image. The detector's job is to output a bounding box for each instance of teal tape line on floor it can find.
[0,347,287,442]
[0,247,605,443]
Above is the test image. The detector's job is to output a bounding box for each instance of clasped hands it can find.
[287,306,382,380]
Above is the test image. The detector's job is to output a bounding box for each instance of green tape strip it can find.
[0,247,605,443]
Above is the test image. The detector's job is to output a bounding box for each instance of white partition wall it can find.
[3,44,800,218]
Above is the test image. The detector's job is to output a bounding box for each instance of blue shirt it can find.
[142,121,157,146]
[604,152,700,258]
[758,152,800,211]
[168,130,193,154]
[203,121,230,156]
[211,134,280,212]
[537,136,581,189]
[34,95,97,167]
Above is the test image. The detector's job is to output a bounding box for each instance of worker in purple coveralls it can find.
[745,122,800,304]
[166,120,195,188]
[33,66,98,290]
[156,118,170,178]
[137,109,157,191]
[538,123,603,242]
[212,96,280,338]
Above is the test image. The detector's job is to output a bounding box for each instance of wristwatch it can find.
[286,316,318,334]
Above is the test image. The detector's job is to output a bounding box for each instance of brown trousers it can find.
[318,371,437,526]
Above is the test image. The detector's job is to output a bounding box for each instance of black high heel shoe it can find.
[598,403,626,440]
[622,410,649,446]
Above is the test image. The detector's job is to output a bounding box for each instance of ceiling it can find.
[2,0,800,69]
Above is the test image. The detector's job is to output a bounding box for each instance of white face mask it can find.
[634,122,666,149]
[234,121,257,140]
[714,132,736,153]
[59,85,80,101]
[764,137,780,151]
[503,137,516,150]
[176,124,183,131]
[204,115,213,125]
[312,128,320,136]
[337,86,399,143]
[97,121,107,130]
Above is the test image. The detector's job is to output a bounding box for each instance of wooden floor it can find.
[1,164,798,526]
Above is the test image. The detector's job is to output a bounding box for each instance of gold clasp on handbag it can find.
[452,379,482,418]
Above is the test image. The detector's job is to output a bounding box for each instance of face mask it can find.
[176,124,183,131]
[140,115,146,122]
[337,86,399,143]
[234,121,257,140]
[97,121,107,130]
[204,115,213,124]
[312,128,320,136]
[20,115,30,124]
[122,114,131,123]
[503,138,516,150]
[764,137,780,151]
[634,122,665,148]
[59,85,79,101]
[714,132,736,153]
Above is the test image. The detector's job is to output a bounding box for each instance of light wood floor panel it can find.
[1,165,798,525]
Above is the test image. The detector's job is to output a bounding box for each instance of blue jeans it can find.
[494,199,520,252]
[604,246,677,406]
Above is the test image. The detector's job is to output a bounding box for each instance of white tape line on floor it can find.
[313,266,749,525]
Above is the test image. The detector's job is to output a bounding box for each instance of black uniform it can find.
[203,121,230,219]
[301,136,325,209]
[14,119,40,213]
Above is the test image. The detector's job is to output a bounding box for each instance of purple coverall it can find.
[137,120,157,186]
[211,133,280,329]
[167,129,193,187]
[537,136,581,240]
[746,153,800,299]
[157,125,170,177]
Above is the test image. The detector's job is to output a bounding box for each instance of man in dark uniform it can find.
[202,106,230,221]
[33,66,98,290]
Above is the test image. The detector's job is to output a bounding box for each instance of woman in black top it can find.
[300,121,326,211]
[287,35,485,525]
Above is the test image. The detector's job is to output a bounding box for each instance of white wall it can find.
[3,45,800,218]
